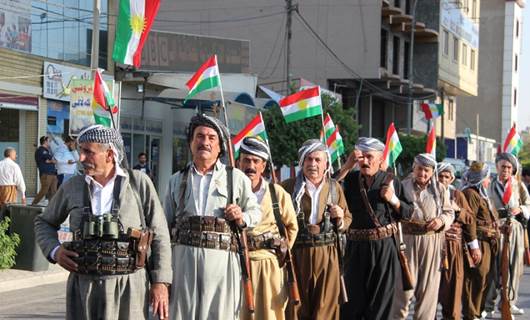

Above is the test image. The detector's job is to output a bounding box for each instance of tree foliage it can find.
[263,94,360,166]
[0,217,20,269]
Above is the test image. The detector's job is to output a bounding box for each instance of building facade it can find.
[458,0,524,149]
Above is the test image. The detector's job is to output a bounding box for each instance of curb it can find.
[0,270,69,293]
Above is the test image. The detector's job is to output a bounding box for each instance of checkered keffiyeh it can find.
[77,125,125,162]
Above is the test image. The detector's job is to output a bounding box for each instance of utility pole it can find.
[407,0,418,134]
[91,0,101,70]
[286,0,293,94]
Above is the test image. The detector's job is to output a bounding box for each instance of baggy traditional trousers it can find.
[392,232,444,320]
[438,238,464,320]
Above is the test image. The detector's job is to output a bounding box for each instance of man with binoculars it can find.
[34,125,172,320]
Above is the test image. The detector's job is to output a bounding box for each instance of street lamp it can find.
[407,0,418,134]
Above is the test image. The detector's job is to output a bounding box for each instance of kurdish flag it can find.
[503,124,523,156]
[233,113,268,158]
[426,121,436,158]
[323,113,336,138]
[185,55,221,101]
[92,70,117,127]
[382,122,402,167]
[326,128,345,163]
[421,103,444,120]
[112,0,161,67]
[279,86,322,123]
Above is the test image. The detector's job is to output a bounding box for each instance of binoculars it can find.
[82,213,120,239]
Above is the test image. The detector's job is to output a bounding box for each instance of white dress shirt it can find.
[306,179,324,225]
[254,178,267,204]
[0,157,26,195]
[191,165,214,215]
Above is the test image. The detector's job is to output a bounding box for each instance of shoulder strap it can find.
[110,175,123,217]
[519,182,528,205]
[269,183,287,237]
[227,166,234,204]
[358,173,383,227]
[175,165,191,217]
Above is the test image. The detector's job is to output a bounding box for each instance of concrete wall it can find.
[152,0,383,89]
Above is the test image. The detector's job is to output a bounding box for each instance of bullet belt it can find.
[401,220,436,235]
[346,223,397,241]
[247,231,286,251]
[64,238,137,275]
[294,231,336,248]
[172,215,232,234]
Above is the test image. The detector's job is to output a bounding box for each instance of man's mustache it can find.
[82,162,95,169]
[198,145,211,151]
[361,164,370,169]
[244,168,257,175]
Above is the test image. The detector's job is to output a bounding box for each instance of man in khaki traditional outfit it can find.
[392,153,455,320]
[164,114,261,320]
[436,162,481,320]
[460,162,498,320]
[282,139,351,320]
[35,125,172,320]
[0,147,26,205]
[237,136,298,320]
[483,152,530,317]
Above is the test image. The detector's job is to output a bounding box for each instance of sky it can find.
[519,6,530,130]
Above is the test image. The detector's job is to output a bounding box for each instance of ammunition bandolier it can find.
[170,165,237,251]
[65,174,152,275]
[293,178,338,248]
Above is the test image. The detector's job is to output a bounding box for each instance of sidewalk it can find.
[0,263,68,293]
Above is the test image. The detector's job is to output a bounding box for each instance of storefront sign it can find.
[0,0,31,53]
[69,79,119,135]
[43,61,92,102]
[139,30,250,73]
[441,0,479,49]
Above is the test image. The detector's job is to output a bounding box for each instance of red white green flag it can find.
[112,0,161,67]
[92,70,116,127]
[382,122,402,167]
[233,112,268,158]
[503,124,523,156]
[279,86,322,123]
[326,127,345,163]
[323,113,336,138]
[426,121,436,158]
[421,103,444,120]
[185,55,221,101]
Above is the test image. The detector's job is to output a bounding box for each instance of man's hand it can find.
[344,150,363,170]
[55,246,78,272]
[470,248,482,265]
[225,204,244,226]
[21,197,26,205]
[425,218,443,232]
[380,185,394,203]
[150,283,169,319]
[328,204,344,221]
[511,207,522,216]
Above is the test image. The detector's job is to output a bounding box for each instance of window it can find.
[443,29,449,56]
[381,29,388,68]
[448,99,454,121]
[393,36,400,75]
[470,49,476,70]
[514,88,518,107]
[394,0,401,9]
[405,0,411,14]
[516,20,520,38]
[515,54,518,72]
[453,37,459,62]
[462,43,468,66]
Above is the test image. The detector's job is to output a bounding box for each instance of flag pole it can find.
[95,69,117,130]
[216,55,235,166]
[317,88,334,175]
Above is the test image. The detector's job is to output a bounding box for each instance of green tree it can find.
[263,94,360,166]
[518,130,530,168]
[396,133,447,175]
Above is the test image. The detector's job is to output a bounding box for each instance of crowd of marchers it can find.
[31,114,530,320]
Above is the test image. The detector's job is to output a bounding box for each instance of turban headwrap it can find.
[355,137,385,152]
[240,136,270,161]
[495,152,519,175]
[77,125,125,164]
[187,114,229,158]
[414,153,437,169]
[437,162,456,178]
[462,162,491,203]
